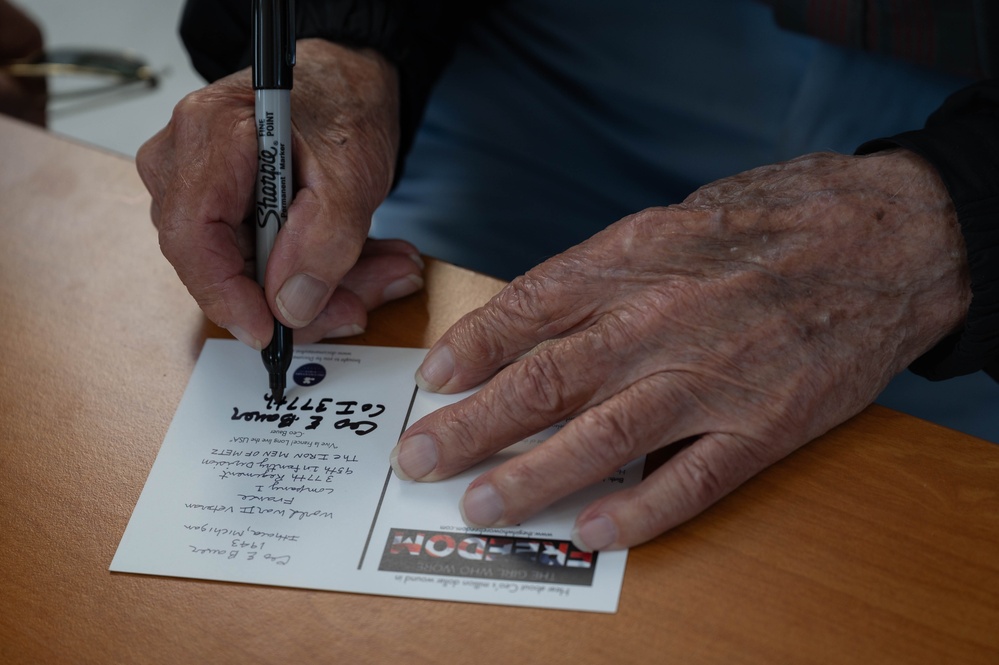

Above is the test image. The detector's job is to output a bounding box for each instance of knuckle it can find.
[504,352,571,416]
[499,454,553,503]
[570,406,642,472]
[674,446,728,509]
[447,310,513,369]
[432,411,492,471]
[623,207,662,228]
[446,275,555,365]
[173,89,201,114]
[313,289,367,334]
[172,86,217,119]
[494,275,546,321]
[134,143,159,188]
[617,206,670,239]
[593,307,653,358]
[147,200,161,230]
[672,433,771,512]
[492,272,570,336]
[156,215,201,265]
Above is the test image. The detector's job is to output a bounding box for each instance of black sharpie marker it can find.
[253,0,295,402]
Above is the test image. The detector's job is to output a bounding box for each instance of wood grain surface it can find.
[1,115,996,664]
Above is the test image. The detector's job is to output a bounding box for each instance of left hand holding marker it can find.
[390,150,970,551]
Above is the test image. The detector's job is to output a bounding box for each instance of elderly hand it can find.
[0,0,46,126]
[390,149,970,551]
[137,39,422,348]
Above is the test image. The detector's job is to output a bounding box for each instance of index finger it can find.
[415,262,599,394]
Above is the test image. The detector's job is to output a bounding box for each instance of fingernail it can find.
[390,434,438,480]
[415,345,454,392]
[409,253,425,270]
[226,325,263,350]
[460,483,504,527]
[571,515,618,552]
[326,324,364,338]
[276,273,330,327]
[382,274,424,301]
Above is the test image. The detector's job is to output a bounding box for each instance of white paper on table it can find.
[111,339,643,612]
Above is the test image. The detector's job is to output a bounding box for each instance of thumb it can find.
[263,184,367,328]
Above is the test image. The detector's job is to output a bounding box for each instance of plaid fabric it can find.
[768,0,996,79]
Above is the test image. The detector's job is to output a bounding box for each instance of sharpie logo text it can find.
[256,112,288,227]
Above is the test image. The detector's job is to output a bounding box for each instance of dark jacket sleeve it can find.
[178,0,494,180]
[858,79,999,381]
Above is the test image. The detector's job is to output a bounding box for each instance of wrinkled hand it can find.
[0,0,46,126]
[390,150,970,551]
[137,39,422,348]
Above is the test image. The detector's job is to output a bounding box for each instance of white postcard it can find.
[111,339,642,612]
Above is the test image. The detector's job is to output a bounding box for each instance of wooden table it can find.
[1,115,997,664]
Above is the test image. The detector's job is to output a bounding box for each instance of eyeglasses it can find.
[1,48,158,99]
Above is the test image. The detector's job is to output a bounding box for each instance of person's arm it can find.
[857,79,999,380]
